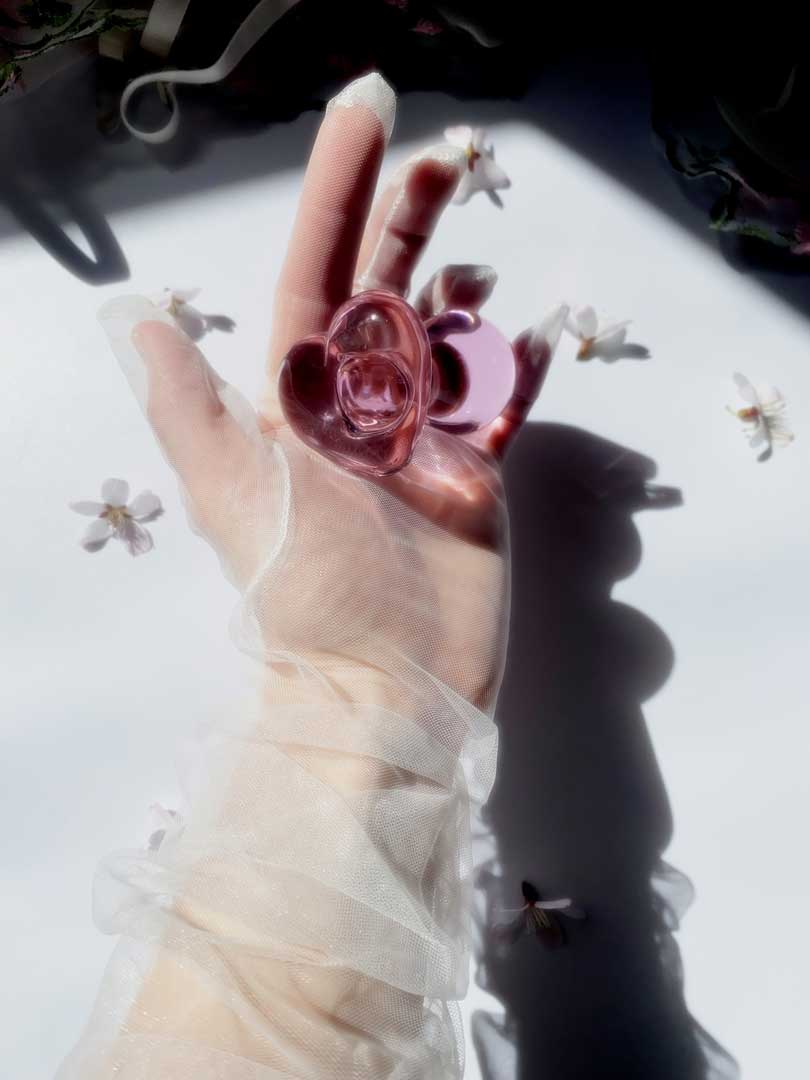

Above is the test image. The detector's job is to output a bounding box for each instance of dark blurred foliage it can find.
[652,47,810,257]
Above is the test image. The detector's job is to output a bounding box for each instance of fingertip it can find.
[404,151,465,209]
[325,71,397,144]
[131,318,195,365]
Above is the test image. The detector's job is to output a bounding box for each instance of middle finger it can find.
[353,145,466,298]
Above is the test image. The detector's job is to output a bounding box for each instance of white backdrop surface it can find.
[3,102,809,1079]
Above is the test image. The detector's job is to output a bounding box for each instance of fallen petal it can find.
[479,155,511,191]
[536,897,570,909]
[594,320,632,345]
[128,490,163,521]
[120,520,154,557]
[444,124,473,148]
[451,170,477,205]
[591,326,630,356]
[69,500,106,517]
[171,288,201,304]
[81,518,113,549]
[470,127,489,152]
[101,478,129,507]
[747,423,769,449]
[576,306,598,340]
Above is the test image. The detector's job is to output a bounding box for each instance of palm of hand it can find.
[120,79,555,710]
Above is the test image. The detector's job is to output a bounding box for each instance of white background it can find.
[3,80,809,1079]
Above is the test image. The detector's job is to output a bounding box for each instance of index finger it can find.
[264,73,396,416]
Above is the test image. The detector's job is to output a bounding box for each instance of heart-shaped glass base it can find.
[278,290,517,477]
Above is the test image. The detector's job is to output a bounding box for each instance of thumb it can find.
[97,296,269,548]
[98,296,260,479]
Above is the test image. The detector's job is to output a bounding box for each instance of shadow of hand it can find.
[471,422,738,1080]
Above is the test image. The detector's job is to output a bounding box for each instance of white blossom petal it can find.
[171,288,201,304]
[592,326,630,354]
[444,125,473,148]
[120,519,154,557]
[470,127,488,152]
[756,384,784,408]
[101,478,129,507]
[69,500,106,517]
[127,490,163,521]
[81,518,113,549]
[479,154,510,191]
[575,306,598,339]
[771,427,795,446]
[747,421,769,448]
[453,165,498,204]
[451,170,477,205]
[733,372,759,404]
[151,289,174,310]
[594,320,631,345]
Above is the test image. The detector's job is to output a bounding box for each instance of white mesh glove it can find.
[56,73,564,1079]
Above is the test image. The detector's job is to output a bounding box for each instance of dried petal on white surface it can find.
[729,372,795,459]
[101,477,129,507]
[70,479,163,555]
[564,305,632,360]
[69,500,106,516]
[444,125,511,206]
[127,490,163,521]
[81,519,113,549]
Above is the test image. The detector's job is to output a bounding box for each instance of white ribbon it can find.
[140,0,194,59]
[121,0,300,144]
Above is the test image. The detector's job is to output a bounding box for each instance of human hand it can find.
[101,73,563,714]
[80,72,564,1080]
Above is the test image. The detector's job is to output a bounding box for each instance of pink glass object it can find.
[278,290,517,477]
[426,315,516,431]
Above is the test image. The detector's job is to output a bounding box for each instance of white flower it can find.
[564,305,632,360]
[497,880,585,947]
[70,478,163,556]
[147,803,185,852]
[729,373,794,459]
[444,126,511,206]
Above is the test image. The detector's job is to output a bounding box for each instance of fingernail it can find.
[424,264,498,315]
[326,71,397,143]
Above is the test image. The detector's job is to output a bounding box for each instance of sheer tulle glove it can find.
[56,73,565,1079]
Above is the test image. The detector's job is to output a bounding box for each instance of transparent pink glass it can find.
[278,290,516,477]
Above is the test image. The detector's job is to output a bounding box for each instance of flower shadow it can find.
[590,340,652,363]
[471,422,738,1080]
[173,308,237,342]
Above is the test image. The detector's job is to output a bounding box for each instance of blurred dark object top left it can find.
[1,0,532,134]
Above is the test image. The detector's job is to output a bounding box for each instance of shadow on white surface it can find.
[471,422,738,1080]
